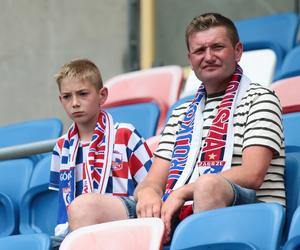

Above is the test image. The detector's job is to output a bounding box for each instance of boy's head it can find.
[55,59,103,91]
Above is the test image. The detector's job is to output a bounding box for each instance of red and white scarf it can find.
[162,65,250,201]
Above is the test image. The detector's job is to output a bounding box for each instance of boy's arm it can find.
[134,156,170,218]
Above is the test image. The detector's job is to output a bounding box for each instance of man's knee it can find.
[193,174,234,210]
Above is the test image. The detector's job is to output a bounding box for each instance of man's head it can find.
[185,13,240,51]
[186,13,243,92]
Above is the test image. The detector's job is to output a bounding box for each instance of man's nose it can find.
[204,48,215,61]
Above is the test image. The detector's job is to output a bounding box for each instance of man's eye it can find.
[79,92,88,96]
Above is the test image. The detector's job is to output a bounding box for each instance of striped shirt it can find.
[155,83,285,206]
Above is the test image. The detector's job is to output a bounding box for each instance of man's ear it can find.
[99,87,108,105]
[235,42,243,62]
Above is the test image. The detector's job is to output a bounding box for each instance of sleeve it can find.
[49,138,63,191]
[115,123,153,184]
[154,101,190,161]
[243,90,284,155]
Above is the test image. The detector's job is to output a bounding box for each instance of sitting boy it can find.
[49,59,153,247]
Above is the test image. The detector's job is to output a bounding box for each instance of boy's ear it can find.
[99,87,108,105]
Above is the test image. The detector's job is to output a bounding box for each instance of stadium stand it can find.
[59,218,165,250]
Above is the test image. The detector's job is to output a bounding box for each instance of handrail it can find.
[0,139,56,160]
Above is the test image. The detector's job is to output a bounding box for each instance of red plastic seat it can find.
[271,76,300,113]
[60,218,165,250]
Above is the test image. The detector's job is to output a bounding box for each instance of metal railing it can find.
[0,139,56,160]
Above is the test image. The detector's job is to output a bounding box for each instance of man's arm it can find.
[134,156,170,218]
[220,145,273,189]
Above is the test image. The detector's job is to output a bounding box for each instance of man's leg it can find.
[193,174,235,212]
[68,193,133,231]
[193,173,257,213]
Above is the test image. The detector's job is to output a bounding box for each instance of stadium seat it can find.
[272,76,300,113]
[0,158,34,236]
[166,95,193,122]
[170,203,285,250]
[235,12,299,55]
[282,146,300,242]
[283,207,300,250]
[105,66,183,135]
[104,97,167,139]
[19,156,58,236]
[0,233,51,250]
[283,112,300,146]
[59,218,165,250]
[0,118,63,162]
[276,44,300,80]
[105,65,184,111]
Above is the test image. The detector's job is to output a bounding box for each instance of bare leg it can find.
[193,174,234,213]
[68,193,128,231]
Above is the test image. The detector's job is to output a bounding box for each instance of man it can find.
[134,13,285,241]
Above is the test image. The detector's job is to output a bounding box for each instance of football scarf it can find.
[56,110,114,234]
[162,65,250,201]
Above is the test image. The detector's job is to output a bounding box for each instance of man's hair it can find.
[185,13,240,51]
[55,59,103,90]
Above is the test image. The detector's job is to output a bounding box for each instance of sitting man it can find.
[134,12,285,241]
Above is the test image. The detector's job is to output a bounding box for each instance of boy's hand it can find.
[136,187,162,218]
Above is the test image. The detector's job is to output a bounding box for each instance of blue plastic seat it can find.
[276,44,300,80]
[283,112,300,147]
[0,158,34,236]
[235,12,299,54]
[235,12,299,81]
[0,118,63,162]
[105,97,163,139]
[166,95,193,123]
[0,233,50,250]
[20,156,58,236]
[170,203,285,250]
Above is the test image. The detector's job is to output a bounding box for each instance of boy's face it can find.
[59,78,107,127]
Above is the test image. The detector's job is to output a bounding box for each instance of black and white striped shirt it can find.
[155,82,285,206]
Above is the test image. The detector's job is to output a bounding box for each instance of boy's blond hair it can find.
[55,59,103,90]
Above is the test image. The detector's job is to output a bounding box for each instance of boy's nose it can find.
[72,96,80,107]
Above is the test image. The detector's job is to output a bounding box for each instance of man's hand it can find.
[161,190,185,243]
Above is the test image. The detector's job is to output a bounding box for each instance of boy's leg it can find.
[68,193,134,231]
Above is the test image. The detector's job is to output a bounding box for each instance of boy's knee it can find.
[194,174,223,192]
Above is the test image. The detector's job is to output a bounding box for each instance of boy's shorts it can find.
[118,196,137,218]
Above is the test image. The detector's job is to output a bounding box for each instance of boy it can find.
[49,59,153,245]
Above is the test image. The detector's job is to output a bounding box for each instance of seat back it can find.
[277,44,300,80]
[272,76,300,114]
[0,118,63,147]
[235,12,299,54]
[170,203,285,250]
[283,146,300,241]
[0,118,63,161]
[60,218,165,250]
[105,65,183,109]
[0,158,34,236]
[104,97,166,139]
[283,112,300,146]
[19,156,58,236]
[0,233,50,250]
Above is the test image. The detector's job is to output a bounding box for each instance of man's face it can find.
[187,26,242,87]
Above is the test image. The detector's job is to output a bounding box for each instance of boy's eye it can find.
[79,92,88,96]
[62,95,70,100]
